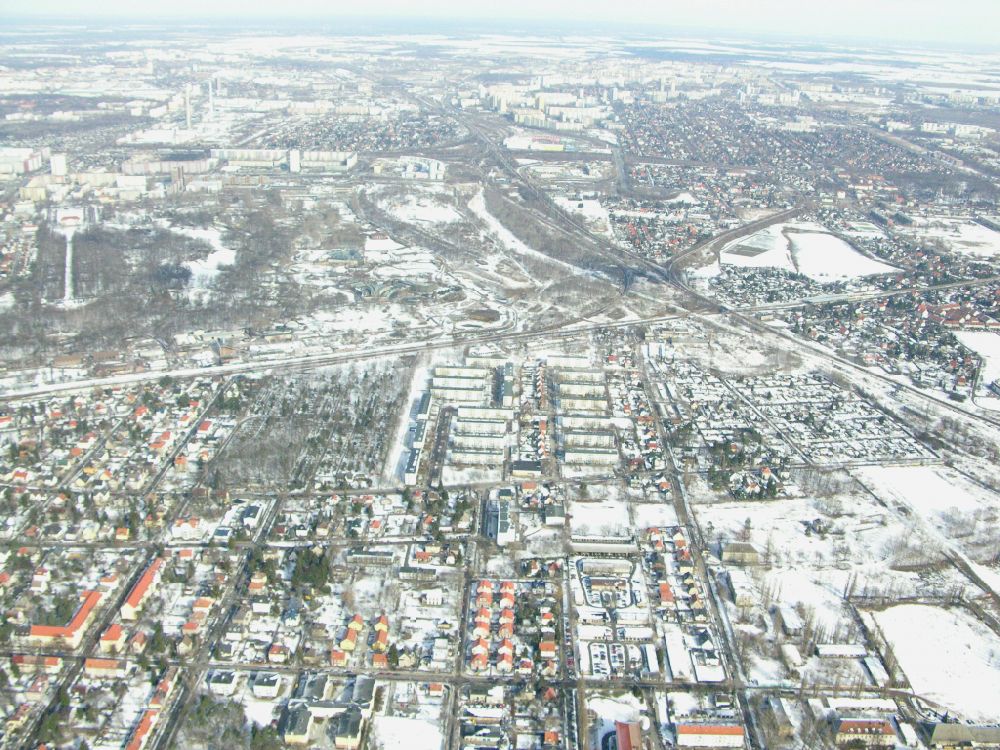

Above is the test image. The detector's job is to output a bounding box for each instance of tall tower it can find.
[184,86,192,129]
[208,78,214,119]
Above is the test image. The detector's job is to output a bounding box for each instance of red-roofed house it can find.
[84,658,127,679]
[616,722,643,750]
[834,718,896,747]
[121,558,165,620]
[29,590,104,649]
[100,624,126,654]
[125,709,159,750]
[675,724,745,748]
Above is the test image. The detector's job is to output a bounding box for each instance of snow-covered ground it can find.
[365,235,405,257]
[666,191,699,206]
[373,246,438,278]
[587,694,644,741]
[373,717,443,750]
[899,217,1000,258]
[380,190,463,225]
[467,189,579,273]
[553,196,614,237]
[788,229,897,282]
[957,330,1000,410]
[874,604,1000,722]
[384,361,430,483]
[852,464,1000,602]
[719,224,791,270]
[718,222,897,282]
[166,225,236,292]
[633,502,680,529]
[761,568,848,632]
[568,498,630,536]
[853,465,1000,534]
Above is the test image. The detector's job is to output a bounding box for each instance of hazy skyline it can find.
[2,0,1000,48]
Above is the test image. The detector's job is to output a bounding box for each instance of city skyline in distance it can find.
[2,0,1000,49]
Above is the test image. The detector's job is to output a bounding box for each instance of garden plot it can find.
[718,222,897,282]
[873,604,1000,722]
[726,372,933,465]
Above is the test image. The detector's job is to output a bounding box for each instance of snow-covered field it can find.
[554,196,614,237]
[633,502,680,529]
[761,568,848,632]
[373,246,438,278]
[957,331,1000,408]
[667,191,699,206]
[310,306,405,333]
[373,717,443,750]
[854,465,1000,533]
[899,217,1000,258]
[718,222,897,282]
[874,604,1000,722]
[380,191,463,225]
[568,498,630,536]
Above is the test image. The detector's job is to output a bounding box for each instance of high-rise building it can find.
[50,153,67,177]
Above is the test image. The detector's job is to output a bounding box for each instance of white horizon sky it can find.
[2,0,998,48]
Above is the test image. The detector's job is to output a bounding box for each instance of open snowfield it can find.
[900,217,1000,258]
[957,330,1000,399]
[718,222,897,282]
[763,568,849,632]
[364,235,405,259]
[311,307,390,332]
[666,191,699,206]
[874,604,1000,721]
[373,717,443,750]
[373,246,438,278]
[554,196,614,237]
[633,502,680,529]
[380,191,463,225]
[854,464,1000,532]
[788,229,897,282]
[568,498,630,536]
